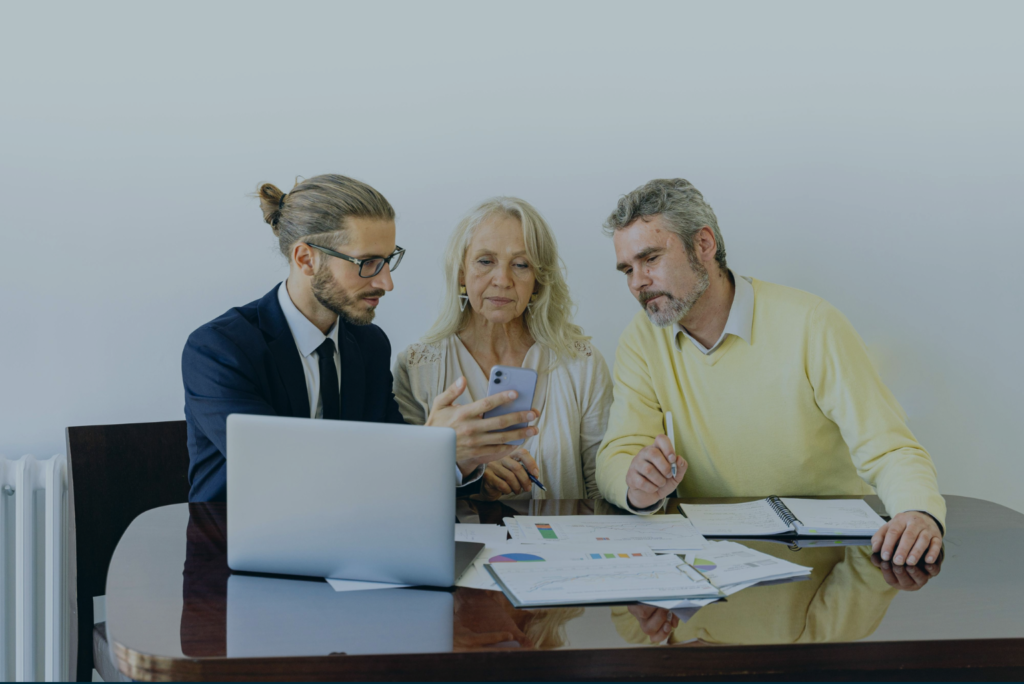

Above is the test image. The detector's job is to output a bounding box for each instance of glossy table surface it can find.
[104,495,1024,681]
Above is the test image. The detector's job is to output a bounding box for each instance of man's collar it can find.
[276,280,339,358]
[674,271,754,354]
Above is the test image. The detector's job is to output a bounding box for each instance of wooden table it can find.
[104,496,1024,681]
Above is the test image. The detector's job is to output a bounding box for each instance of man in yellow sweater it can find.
[596,178,944,567]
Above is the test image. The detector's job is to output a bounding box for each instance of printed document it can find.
[456,543,659,591]
[512,515,705,552]
[683,540,811,587]
[455,523,509,545]
[485,555,721,607]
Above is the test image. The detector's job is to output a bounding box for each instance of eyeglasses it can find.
[305,243,405,278]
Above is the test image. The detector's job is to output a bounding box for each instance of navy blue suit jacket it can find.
[182,284,406,502]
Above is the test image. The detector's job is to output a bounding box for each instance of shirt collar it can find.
[277,280,339,358]
[674,272,754,354]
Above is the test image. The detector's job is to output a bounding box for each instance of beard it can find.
[639,255,709,328]
[311,263,384,326]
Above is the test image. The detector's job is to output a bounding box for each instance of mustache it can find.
[360,289,387,299]
[639,290,674,306]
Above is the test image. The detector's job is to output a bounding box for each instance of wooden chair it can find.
[66,420,191,682]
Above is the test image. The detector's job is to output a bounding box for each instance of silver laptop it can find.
[226,414,480,586]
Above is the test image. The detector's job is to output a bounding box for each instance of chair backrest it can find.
[66,420,190,682]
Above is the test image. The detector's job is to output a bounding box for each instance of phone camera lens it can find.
[494,378,502,384]
[495,370,503,377]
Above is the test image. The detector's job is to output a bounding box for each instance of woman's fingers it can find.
[499,456,533,492]
[491,460,524,494]
[432,377,467,412]
[512,448,540,478]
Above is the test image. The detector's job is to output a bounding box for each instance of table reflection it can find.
[612,541,942,646]
[180,504,230,657]
[179,504,944,658]
[453,588,583,650]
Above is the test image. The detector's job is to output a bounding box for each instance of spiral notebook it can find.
[677,497,887,537]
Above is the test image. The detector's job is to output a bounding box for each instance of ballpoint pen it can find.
[666,411,677,478]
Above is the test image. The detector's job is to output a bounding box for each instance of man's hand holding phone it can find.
[425,376,539,475]
[626,435,687,510]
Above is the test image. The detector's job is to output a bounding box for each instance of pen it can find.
[666,411,677,478]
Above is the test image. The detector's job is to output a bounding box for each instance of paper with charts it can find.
[512,515,706,552]
[456,543,659,591]
[641,541,812,611]
[683,540,811,587]
[485,555,722,607]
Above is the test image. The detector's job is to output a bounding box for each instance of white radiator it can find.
[0,454,71,682]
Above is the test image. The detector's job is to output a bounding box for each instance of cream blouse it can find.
[393,336,612,500]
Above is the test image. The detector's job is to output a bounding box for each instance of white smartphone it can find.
[481,365,538,446]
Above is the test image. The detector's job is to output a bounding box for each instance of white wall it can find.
[2,1,1021,513]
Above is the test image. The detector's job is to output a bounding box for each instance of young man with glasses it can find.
[182,175,539,502]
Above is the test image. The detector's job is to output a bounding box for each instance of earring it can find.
[526,292,538,311]
[459,285,470,312]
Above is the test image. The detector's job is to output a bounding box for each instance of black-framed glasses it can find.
[305,243,405,278]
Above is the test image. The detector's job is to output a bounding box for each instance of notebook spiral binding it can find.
[767,496,801,528]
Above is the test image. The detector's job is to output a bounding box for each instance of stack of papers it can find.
[484,554,722,608]
[507,515,706,553]
[642,540,811,611]
[457,543,659,591]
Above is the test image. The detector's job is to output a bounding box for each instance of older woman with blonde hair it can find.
[393,197,611,500]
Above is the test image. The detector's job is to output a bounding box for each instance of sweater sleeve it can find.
[577,345,614,500]
[595,320,668,513]
[392,347,428,426]
[806,301,946,529]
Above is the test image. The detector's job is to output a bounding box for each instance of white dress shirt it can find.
[277,281,478,486]
[675,272,755,355]
[277,281,341,419]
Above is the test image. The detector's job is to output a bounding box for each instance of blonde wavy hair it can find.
[423,197,590,360]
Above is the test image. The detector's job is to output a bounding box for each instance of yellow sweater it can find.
[595,279,946,528]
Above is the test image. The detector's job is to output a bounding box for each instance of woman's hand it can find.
[425,377,539,474]
[481,449,540,499]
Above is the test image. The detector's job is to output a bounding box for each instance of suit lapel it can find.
[338,319,365,420]
[257,285,311,419]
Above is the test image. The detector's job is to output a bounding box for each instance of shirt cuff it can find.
[456,464,485,487]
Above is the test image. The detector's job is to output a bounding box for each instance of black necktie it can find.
[316,338,340,420]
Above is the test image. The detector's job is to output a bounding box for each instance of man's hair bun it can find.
[257,182,286,233]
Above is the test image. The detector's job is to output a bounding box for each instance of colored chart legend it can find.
[589,553,644,559]
[535,523,558,540]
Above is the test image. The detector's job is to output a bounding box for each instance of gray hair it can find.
[256,174,395,259]
[603,178,727,272]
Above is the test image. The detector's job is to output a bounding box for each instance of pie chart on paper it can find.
[489,553,545,563]
[693,558,717,572]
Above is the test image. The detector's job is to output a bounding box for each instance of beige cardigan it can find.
[393,336,612,500]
